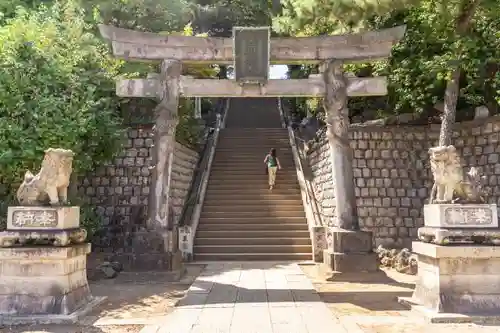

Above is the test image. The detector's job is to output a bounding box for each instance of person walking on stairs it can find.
[264,148,281,190]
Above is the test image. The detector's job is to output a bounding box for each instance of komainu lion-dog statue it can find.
[16,148,75,206]
[428,145,486,204]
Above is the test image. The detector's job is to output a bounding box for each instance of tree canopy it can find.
[275,0,500,127]
[0,3,124,190]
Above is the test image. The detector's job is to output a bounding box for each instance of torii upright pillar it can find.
[116,60,183,272]
[322,60,377,273]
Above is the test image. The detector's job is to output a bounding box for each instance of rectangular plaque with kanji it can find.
[233,27,270,84]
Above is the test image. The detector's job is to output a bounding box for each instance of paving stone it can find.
[176,293,208,309]
[187,280,214,294]
[190,327,230,333]
[237,289,268,303]
[195,307,234,330]
[156,308,201,333]
[266,289,295,305]
[205,284,238,305]
[272,323,309,333]
[146,263,344,333]
[269,306,304,325]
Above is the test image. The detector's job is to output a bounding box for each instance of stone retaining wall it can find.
[78,125,198,250]
[307,116,500,249]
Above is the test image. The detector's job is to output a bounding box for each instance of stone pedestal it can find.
[322,228,378,273]
[0,244,99,317]
[409,241,500,315]
[418,204,500,245]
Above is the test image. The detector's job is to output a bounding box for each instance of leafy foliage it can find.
[276,0,500,122]
[189,0,272,36]
[0,3,125,196]
[91,0,188,32]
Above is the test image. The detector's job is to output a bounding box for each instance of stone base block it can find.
[322,228,377,273]
[423,204,498,229]
[398,297,500,324]
[7,206,80,231]
[0,296,106,325]
[110,253,185,276]
[411,241,500,315]
[326,228,373,253]
[109,231,184,274]
[0,228,87,247]
[0,244,94,316]
[311,226,326,263]
[323,250,378,273]
[418,227,500,245]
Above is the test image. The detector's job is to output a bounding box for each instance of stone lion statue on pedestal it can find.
[16,148,75,206]
[428,145,486,204]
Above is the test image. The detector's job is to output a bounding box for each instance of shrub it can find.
[0,2,125,197]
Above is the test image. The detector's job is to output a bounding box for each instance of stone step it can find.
[208,175,298,181]
[209,170,297,176]
[212,159,294,164]
[201,204,305,213]
[196,227,309,236]
[214,157,294,161]
[194,244,312,254]
[207,178,299,184]
[195,237,311,246]
[218,135,288,138]
[221,128,287,132]
[213,154,294,159]
[216,145,291,150]
[200,211,306,218]
[210,167,295,172]
[214,148,293,153]
[203,198,303,205]
[216,141,289,146]
[205,184,300,190]
[193,252,312,261]
[203,195,302,202]
[210,165,295,171]
[198,217,307,224]
[210,166,296,172]
[205,188,301,195]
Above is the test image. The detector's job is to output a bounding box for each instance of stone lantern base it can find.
[0,244,105,324]
[400,241,500,320]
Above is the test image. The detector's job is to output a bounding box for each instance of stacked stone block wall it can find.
[307,116,500,249]
[78,125,198,249]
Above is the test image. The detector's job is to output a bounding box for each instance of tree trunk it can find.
[147,60,181,231]
[484,62,499,115]
[322,60,359,230]
[438,67,461,146]
[438,0,480,146]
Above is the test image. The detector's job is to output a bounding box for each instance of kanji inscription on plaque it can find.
[11,209,58,228]
[233,27,270,84]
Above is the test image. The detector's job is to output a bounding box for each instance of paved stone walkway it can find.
[142,262,348,333]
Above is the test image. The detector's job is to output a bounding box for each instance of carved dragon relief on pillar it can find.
[148,60,181,231]
[322,60,359,231]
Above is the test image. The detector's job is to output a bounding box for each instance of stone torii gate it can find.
[99,24,405,271]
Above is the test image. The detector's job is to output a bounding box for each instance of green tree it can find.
[275,0,500,143]
[188,0,273,78]
[0,3,125,196]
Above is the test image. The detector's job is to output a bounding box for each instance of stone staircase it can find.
[193,98,312,261]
